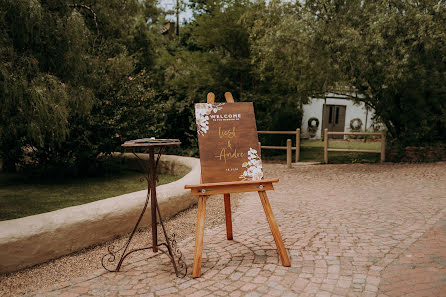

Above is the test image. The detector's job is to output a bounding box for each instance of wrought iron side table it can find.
[101,138,187,277]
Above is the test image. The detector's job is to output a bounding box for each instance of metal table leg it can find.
[101,148,187,277]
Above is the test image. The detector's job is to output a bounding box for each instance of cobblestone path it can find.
[25,163,446,297]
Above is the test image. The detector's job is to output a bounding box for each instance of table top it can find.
[122,138,181,148]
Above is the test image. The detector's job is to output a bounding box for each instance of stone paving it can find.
[24,163,446,297]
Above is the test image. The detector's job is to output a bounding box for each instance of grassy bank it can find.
[0,171,181,221]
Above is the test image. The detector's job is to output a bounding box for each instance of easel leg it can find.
[224,193,233,240]
[258,191,291,267]
[192,195,207,278]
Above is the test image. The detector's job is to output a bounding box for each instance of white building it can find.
[301,93,376,139]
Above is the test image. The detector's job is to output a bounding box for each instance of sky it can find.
[158,0,193,24]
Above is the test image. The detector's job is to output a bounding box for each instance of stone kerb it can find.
[0,154,200,274]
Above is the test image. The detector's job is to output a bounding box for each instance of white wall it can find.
[301,93,375,139]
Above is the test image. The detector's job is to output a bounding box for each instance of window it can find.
[328,106,333,124]
[335,107,339,124]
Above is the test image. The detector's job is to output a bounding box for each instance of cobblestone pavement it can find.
[24,163,446,297]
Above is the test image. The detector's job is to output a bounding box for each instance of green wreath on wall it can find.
[350,118,363,131]
[307,117,320,134]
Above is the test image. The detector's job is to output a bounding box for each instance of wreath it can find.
[350,118,363,131]
[307,117,320,133]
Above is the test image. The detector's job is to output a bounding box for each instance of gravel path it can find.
[1,162,446,297]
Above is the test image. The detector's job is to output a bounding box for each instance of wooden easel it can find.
[185,92,290,278]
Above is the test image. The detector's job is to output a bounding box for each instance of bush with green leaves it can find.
[249,0,446,148]
[0,0,165,175]
[3,0,443,175]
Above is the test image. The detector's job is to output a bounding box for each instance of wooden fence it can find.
[323,129,386,164]
[257,129,300,168]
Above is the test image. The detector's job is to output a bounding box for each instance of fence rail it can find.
[258,129,300,168]
[257,131,299,135]
[323,129,386,164]
[327,131,383,136]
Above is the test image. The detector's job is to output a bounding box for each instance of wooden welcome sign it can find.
[185,92,290,278]
[195,102,262,183]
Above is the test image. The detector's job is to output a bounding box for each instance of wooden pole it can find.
[206,92,215,103]
[258,191,291,267]
[380,132,386,162]
[176,0,179,36]
[324,129,328,164]
[258,141,261,158]
[286,139,292,168]
[192,195,207,278]
[223,194,233,240]
[224,92,235,103]
[295,128,300,163]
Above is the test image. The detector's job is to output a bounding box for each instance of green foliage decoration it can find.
[350,118,362,132]
[307,117,320,134]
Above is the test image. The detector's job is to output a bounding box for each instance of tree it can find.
[0,0,94,172]
[155,0,303,150]
[0,0,165,174]
[250,0,446,146]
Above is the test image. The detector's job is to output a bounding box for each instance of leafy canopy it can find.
[250,0,446,146]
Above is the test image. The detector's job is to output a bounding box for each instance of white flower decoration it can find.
[239,147,263,181]
[195,103,224,136]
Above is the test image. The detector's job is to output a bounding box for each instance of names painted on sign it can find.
[195,102,263,183]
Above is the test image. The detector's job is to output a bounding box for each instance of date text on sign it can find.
[195,102,263,183]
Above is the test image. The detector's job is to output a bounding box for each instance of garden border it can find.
[0,154,200,274]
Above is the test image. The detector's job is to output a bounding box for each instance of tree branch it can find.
[68,3,100,46]
[275,35,318,52]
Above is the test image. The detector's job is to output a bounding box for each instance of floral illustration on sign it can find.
[195,103,225,136]
[240,148,263,181]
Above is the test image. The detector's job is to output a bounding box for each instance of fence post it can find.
[286,139,292,168]
[295,128,300,163]
[380,132,386,162]
[258,141,262,158]
[324,129,328,164]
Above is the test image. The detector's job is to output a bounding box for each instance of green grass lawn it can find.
[263,139,382,163]
[0,171,181,221]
